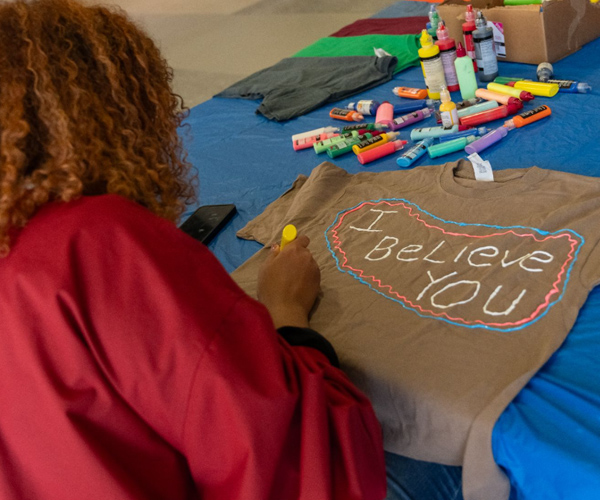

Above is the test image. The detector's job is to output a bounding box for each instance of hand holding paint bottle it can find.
[258,229,320,329]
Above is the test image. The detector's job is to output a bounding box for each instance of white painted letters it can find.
[396,245,423,262]
[350,209,398,233]
[417,270,458,301]
[431,281,481,309]
[468,246,499,267]
[365,236,399,261]
[483,286,527,316]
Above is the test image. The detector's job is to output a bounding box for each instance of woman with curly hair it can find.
[0,0,387,499]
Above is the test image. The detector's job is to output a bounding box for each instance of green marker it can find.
[427,135,477,158]
[326,133,372,158]
[494,76,525,85]
[313,131,359,154]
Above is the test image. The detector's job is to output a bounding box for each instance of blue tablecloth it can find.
[181,4,600,497]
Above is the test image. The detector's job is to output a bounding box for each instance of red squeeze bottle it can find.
[459,101,523,127]
[435,22,460,92]
[462,4,478,73]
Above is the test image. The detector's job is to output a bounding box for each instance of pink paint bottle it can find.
[293,132,340,151]
[375,101,394,128]
[357,140,408,165]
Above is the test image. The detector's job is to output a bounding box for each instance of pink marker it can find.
[357,140,407,165]
[293,132,340,151]
[390,108,433,131]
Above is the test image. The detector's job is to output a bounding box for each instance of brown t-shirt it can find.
[232,160,600,500]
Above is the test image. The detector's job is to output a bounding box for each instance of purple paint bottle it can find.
[464,126,508,154]
[390,108,433,131]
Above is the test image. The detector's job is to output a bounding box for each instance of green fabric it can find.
[292,34,421,74]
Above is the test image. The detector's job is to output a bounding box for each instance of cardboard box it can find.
[438,0,600,64]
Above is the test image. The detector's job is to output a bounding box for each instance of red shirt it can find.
[0,195,386,500]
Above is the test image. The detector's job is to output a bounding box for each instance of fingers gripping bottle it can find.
[418,29,447,100]
[473,11,498,82]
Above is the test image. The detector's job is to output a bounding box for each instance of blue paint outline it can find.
[324,198,584,332]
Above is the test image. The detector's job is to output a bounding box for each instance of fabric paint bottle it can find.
[435,21,460,92]
[547,79,592,93]
[393,99,434,114]
[375,101,395,128]
[428,5,441,40]
[459,101,522,128]
[503,105,552,129]
[313,131,359,154]
[390,108,433,131]
[428,135,477,158]
[473,11,498,82]
[329,107,364,122]
[326,133,372,158]
[536,62,554,83]
[464,126,508,155]
[509,80,559,97]
[352,131,400,155]
[438,126,488,143]
[487,82,535,101]
[357,140,408,165]
[418,29,447,100]
[346,100,380,116]
[457,99,498,119]
[456,97,484,110]
[392,87,429,100]
[396,138,433,168]
[454,42,478,100]
[293,132,339,151]
[439,87,459,129]
[462,4,478,72]
[410,124,470,140]
[292,126,339,142]
[475,88,521,105]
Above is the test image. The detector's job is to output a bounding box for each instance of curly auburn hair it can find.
[0,0,197,255]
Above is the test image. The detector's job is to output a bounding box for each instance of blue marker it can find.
[396,138,433,168]
[393,99,436,114]
[547,79,592,93]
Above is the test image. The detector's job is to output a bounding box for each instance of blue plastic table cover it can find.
[180,3,600,498]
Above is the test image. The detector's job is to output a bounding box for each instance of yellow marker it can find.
[513,80,559,98]
[280,224,297,250]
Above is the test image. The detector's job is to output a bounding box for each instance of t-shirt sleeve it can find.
[71,197,386,500]
[181,293,387,500]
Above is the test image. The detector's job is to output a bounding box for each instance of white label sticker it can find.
[468,153,494,182]
[488,21,506,58]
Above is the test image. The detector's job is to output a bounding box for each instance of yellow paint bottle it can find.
[418,29,447,100]
[280,224,297,250]
[439,87,459,129]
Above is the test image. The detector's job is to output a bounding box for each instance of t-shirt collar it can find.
[439,159,548,199]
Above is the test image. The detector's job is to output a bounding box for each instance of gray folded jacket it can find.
[215,55,397,122]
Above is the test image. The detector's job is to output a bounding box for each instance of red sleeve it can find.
[182,293,387,500]
[62,196,386,500]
